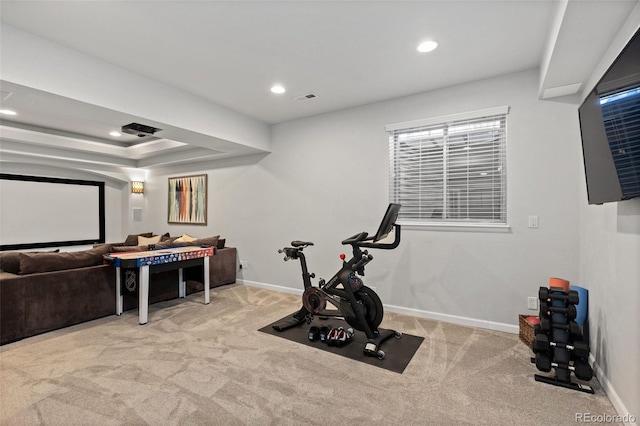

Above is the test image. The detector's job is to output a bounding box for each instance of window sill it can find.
[398,221,511,233]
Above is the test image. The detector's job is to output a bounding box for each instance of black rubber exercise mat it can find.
[259,313,424,374]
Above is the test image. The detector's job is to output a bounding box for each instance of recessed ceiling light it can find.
[0,109,17,115]
[109,131,122,137]
[271,85,286,94]
[417,40,438,53]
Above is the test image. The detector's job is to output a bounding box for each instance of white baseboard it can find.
[383,304,519,334]
[589,354,636,425]
[237,279,303,296]
[238,279,518,334]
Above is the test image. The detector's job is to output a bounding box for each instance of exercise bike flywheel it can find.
[342,285,384,332]
[302,287,327,314]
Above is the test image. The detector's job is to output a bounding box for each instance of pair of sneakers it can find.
[308,325,354,346]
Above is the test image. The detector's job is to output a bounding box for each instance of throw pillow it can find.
[124,232,153,246]
[191,235,220,248]
[174,233,197,243]
[138,235,162,246]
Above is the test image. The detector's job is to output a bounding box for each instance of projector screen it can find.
[0,174,105,250]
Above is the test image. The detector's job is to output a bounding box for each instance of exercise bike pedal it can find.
[363,341,385,359]
[362,341,385,359]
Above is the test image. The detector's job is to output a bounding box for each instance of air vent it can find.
[121,122,162,137]
[294,93,318,101]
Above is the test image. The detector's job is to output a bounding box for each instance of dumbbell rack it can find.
[532,286,594,394]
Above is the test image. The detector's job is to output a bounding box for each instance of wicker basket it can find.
[519,314,536,349]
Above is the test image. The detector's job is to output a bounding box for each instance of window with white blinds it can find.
[387,107,508,226]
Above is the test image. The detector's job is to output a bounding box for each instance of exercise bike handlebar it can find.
[341,224,401,250]
[357,224,401,250]
[341,232,369,245]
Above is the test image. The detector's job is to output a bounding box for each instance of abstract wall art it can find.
[168,174,207,225]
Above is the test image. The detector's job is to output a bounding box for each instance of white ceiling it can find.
[0,1,638,175]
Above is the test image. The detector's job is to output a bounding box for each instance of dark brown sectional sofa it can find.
[0,234,237,345]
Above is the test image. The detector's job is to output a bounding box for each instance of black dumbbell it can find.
[538,287,579,304]
[572,359,594,381]
[539,301,577,320]
[540,317,581,336]
[535,352,553,371]
[534,334,589,358]
[534,353,593,381]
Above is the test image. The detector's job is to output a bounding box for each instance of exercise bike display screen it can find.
[373,203,401,242]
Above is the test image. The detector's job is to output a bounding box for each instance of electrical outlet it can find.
[528,296,538,310]
[528,215,539,228]
[239,260,248,270]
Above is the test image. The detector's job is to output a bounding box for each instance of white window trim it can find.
[388,105,510,232]
[386,105,510,132]
[399,222,511,233]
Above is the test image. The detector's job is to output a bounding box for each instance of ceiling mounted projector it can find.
[121,122,162,137]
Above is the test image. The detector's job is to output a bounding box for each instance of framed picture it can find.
[168,174,207,225]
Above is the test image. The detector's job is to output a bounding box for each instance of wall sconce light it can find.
[131,181,144,194]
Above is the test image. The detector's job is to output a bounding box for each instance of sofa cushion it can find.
[172,235,220,248]
[193,235,220,248]
[111,245,148,253]
[123,232,153,246]
[1,250,60,274]
[93,242,114,250]
[0,252,22,274]
[154,237,179,249]
[19,245,111,274]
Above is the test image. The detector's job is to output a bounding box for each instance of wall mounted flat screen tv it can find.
[578,28,640,205]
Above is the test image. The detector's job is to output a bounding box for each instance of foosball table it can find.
[103,246,214,324]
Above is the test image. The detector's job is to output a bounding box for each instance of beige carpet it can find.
[0,284,620,425]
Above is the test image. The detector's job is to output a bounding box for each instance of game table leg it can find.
[139,265,150,324]
[179,268,185,298]
[116,266,123,315]
[204,254,210,305]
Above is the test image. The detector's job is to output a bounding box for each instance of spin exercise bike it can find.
[273,204,402,359]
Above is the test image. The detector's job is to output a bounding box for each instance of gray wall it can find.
[147,69,583,331]
[578,198,639,420]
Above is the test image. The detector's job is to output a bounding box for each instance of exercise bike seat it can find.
[291,241,314,247]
